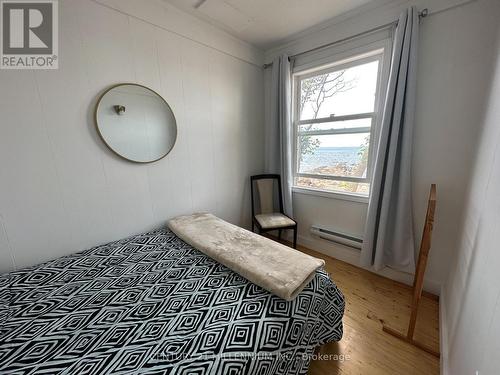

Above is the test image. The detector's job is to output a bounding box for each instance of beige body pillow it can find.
[168,213,325,301]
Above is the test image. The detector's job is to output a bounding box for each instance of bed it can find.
[0,227,344,374]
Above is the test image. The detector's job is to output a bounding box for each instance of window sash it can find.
[297,116,374,180]
[297,54,382,123]
[296,133,372,180]
[297,126,372,137]
[296,172,370,184]
[293,50,386,194]
[297,112,375,126]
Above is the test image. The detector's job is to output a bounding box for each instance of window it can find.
[293,49,386,198]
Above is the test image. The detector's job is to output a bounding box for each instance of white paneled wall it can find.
[444,28,500,375]
[0,0,264,272]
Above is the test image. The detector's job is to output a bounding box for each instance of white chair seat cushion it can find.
[255,213,295,229]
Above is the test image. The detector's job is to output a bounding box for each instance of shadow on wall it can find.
[0,214,15,272]
[239,177,252,229]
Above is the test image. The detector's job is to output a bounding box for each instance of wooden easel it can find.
[382,184,440,358]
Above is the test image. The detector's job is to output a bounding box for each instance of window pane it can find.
[299,60,379,120]
[296,177,370,196]
[298,133,370,178]
[299,118,372,133]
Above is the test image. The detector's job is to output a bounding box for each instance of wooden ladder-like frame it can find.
[382,184,440,358]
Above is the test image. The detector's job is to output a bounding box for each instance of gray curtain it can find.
[266,54,294,217]
[360,7,419,272]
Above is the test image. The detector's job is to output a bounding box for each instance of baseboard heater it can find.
[310,225,363,250]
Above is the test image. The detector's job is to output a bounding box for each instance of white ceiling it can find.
[163,0,376,50]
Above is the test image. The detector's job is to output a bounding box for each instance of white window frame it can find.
[291,39,391,200]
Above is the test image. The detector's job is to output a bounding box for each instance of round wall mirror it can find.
[95,83,177,163]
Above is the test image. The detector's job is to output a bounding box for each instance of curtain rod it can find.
[263,8,428,69]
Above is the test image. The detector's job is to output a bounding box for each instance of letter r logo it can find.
[2,1,53,54]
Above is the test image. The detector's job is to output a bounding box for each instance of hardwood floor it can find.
[298,245,440,375]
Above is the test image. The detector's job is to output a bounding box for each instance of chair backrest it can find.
[250,174,284,217]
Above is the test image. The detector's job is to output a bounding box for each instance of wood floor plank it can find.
[296,245,440,375]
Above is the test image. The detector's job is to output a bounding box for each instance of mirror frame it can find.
[94,83,177,164]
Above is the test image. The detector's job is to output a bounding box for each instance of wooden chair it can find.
[250,174,297,248]
[382,184,439,357]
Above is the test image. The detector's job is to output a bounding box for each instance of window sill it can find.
[292,186,369,204]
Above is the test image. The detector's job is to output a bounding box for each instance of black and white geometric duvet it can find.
[0,227,344,374]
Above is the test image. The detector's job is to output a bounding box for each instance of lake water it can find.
[300,147,362,172]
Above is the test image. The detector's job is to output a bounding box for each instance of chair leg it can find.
[293,226,297,249]
[252,221,255,233]
[278,229,282,239]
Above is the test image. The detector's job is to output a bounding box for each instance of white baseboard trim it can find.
[297,234,441,295]
[440,285,449,375]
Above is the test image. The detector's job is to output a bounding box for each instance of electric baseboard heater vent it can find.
[310,225,363,250]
